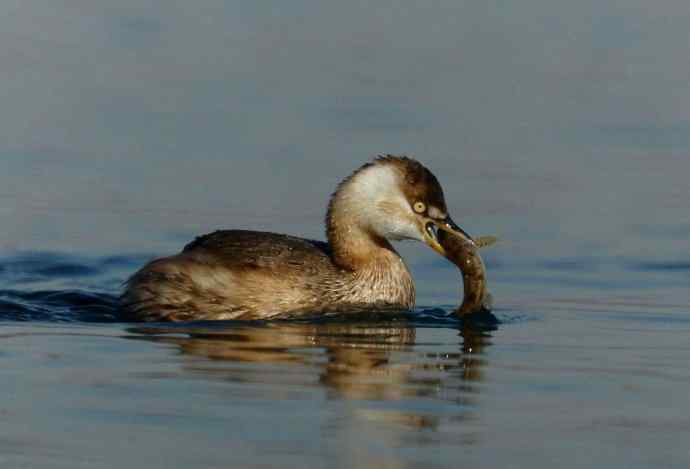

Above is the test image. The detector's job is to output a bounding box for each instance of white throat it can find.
[338,164,422,242]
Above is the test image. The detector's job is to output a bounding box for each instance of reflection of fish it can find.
[438,231,495,316]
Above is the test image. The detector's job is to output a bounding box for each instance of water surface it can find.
[1,245,689,468]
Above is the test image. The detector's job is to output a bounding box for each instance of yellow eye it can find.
[413,201,426,213]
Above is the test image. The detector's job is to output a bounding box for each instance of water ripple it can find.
[627,260,690,272]
[0,289,119,322]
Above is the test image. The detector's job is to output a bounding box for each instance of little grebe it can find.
[121,155,473,321]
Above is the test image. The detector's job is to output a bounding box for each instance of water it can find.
[1,248,689,468]
[2,0,690,467]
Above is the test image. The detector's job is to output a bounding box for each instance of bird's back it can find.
[121,230,345,321]
[182,230,334,272]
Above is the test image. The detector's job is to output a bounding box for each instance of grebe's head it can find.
[327,155,473,257]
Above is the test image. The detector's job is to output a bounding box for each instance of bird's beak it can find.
[422,216,474,257]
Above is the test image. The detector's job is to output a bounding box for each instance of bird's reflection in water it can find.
[128,311,497,431]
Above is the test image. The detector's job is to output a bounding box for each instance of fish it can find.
[438,232,496,316]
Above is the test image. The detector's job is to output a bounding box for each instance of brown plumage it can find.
[121,155,473,321]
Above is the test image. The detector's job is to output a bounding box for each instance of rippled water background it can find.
[2,1,690,468]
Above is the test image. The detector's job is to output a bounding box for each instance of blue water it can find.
[1,245,689,468]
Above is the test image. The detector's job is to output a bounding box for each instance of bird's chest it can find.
[341,258,415,308]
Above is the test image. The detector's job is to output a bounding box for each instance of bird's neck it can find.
[327,210,397,271]
[327,214,415,308]
[325,173,415,308]
[325,162,405,271]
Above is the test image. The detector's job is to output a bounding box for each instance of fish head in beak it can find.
[421,215,475,257]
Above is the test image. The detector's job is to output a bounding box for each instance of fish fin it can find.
[475,235,499,248]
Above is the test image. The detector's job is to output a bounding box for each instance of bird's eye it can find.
[413,201,426,213]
